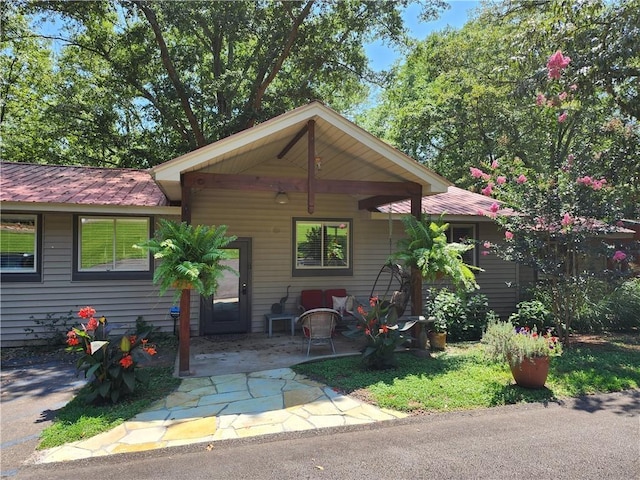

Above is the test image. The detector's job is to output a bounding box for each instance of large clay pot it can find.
[509,356,550,389]
[429,331,447,351]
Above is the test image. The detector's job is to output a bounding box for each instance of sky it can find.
[366,1,480,71]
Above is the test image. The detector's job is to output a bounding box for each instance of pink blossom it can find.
[481,185,493,196]
[561,213,573,227]
[547,50,571,80]
[536,93,546,106]
[558,111,568,123]
[481,250,490,256]
[577,176,593,186]
[612,250,627,262]
[470,167,485,179]
[476,209,485,216]
[505,231,514,241]
[570,84,578,91]
[491,160,499,170]
[496,176,506,185]
[490,202,500,213]
[558,92,568,101]
[481,173,491,181]
[516,174,527,184]
[591,178,607,190]
[483,241,492,249]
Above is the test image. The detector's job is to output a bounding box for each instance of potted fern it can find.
[135,219,237,375]
[392,214,481,291]
[136,219,237,299]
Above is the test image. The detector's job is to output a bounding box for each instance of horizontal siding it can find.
[1,213,186,347]
[2,194,528,346]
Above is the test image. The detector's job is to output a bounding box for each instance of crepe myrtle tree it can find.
[470,50,634,344]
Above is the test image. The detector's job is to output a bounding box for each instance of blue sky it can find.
[366,1,480,71]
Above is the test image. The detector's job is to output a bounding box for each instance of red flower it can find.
[86,317,99,331]
[380,324,389,334]
[78,306,96,319]
[66,330,80,346]
[144,346,157,356]
[119,355,134,369]
[369,296,378,307]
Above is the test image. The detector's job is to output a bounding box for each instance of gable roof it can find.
[151,101,452,201]
[374,186,503,221]
[0,162,175,214]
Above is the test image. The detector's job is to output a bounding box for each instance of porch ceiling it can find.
[152,102,451,202]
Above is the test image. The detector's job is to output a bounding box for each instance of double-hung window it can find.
[73,216,152,280]
[293,218,352,276]
[0,213,41,282]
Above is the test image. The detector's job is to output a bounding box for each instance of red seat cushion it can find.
[300,290,324,310]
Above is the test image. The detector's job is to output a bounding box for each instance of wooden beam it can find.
[182,171,421,198]
[180,176,192,223]
[307,119,316,214]
[277,123,309,159]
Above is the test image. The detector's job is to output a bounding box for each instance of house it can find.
[1,102,527,347]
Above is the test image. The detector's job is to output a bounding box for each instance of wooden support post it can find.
[178,288,191,376]
[179,176,192,376]
[410,192,424,348]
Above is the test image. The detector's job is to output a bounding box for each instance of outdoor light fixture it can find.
[275,191,289,204]
[170,305,180,336]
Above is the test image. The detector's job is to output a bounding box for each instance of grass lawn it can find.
[292,335,640,413]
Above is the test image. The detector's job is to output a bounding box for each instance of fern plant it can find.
[391,215,481,292]
[135,219,237,299]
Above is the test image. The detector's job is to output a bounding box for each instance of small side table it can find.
[264,313,297,338]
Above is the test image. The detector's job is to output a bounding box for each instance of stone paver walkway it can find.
[33,368,407,464]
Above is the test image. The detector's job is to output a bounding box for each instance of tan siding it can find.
[192,189,398,333]
[1,213,181,347]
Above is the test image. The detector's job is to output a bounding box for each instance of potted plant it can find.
[136,219,237,299]
[428,315,448,351]
[481,319,562,388]
[392,214,481,291]
[135,219,237,375]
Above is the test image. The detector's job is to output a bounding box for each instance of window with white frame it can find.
[447,224,478,266]
[74,216,152,279]
[1,213,41,281]
[293,218,352,276]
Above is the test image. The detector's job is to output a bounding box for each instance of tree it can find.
[470,50,635,344]
[361,0,639,218]
[3,0,447,167]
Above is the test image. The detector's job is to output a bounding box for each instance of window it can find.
[73,216,152,280]
[1,213,41,281]
[447,224,478,266]
[293,218,352,276]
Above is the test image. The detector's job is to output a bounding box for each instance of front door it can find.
[200,238,251,335]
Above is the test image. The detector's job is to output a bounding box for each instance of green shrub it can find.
[601,278,640,332]
[508,300,552,332]
[426,289,496,342]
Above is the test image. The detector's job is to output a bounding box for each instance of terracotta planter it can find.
[509,356,550,389]
[428,331,447,351]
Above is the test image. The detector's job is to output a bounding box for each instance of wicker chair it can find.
[296,308,339,356]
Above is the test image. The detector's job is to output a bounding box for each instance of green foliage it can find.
[508,300,553,332]
[344,296,416,370]
[293,338,640,412]
[482,320,562,367]
[392,215,481,291]
[66,307,159,404]
[24,311,74,345]
[361,0,639,218]
[5,0,448,167]
[425,289,497,341]
[135,219,237,299]
[573,278,640,333]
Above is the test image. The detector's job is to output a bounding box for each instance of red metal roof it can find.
[378,186,503,216]
[0,162,168,207]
